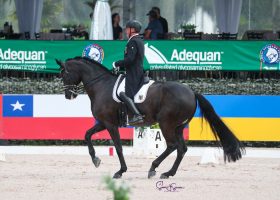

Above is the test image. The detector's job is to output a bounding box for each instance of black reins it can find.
[82,72,106,89]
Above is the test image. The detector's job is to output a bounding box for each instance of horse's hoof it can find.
[113,173,122,179]
[160,174,169,179]
[92,157,101,168]
[148,170,156,179]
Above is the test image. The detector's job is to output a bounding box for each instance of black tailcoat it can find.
[115,35,144,99]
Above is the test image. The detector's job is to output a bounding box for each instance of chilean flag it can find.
[0,94,188,140]
[0,94,134,140]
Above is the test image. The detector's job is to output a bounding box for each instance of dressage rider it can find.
[113,20,144,125]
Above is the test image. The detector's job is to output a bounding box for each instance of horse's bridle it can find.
[61,62,83,96]
[62,84,83,95]
[61,62,106,95]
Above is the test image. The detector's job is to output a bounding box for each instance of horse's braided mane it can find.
[66,56,115,75]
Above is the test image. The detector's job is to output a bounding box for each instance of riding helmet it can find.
[126,20,142,33]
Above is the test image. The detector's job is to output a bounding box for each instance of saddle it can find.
[112,74,155,104]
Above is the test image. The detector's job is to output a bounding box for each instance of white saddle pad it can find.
[112,75,155,103]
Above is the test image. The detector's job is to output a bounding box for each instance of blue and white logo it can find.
[82,44,104,63]
[260,44,280,65]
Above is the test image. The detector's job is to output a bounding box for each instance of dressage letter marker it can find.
[133,128,166,156]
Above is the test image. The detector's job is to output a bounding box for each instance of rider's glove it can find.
[112,62,119,73]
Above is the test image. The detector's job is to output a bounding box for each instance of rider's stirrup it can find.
[129,114,144,125]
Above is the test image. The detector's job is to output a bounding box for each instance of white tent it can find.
[90,0,113,40]
[15,0,43,39]
[10,0,245,37]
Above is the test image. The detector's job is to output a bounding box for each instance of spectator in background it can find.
[152,6,168,35]
[144,10,163,40]
[112,13,123,40]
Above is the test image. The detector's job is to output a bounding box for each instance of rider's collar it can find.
[128,33,139,43]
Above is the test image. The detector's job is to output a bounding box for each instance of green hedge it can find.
[1,77,280,95]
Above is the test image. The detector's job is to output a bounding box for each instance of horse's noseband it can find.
[62,84,84,95]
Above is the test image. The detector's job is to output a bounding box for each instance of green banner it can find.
[0,40,279,73]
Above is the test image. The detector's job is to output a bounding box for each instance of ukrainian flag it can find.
[190,95,280,141]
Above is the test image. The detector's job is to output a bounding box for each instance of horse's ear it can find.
[55,59,64,69]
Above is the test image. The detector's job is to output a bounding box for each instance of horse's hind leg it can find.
[148,124,177,179]
[85,122,105,168]
[160,125,187,179]
[148,144,177,178]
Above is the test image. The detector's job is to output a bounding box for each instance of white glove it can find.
[112,62,120,74]
[112,62,119,73]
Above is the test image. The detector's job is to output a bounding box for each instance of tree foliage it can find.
[41,0,63,32]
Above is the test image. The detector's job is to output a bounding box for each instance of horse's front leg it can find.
[106,125,127,179]
[85,122,105,168]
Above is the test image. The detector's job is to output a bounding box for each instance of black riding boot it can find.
[119,92,144,125]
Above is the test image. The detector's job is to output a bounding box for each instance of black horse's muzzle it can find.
[63,85,80,100]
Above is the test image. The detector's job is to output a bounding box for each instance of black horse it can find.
[56,57,244,179]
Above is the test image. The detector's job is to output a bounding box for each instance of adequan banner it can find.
[0,40,279,73]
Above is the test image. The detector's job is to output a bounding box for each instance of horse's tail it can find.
[195,93,245,162]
